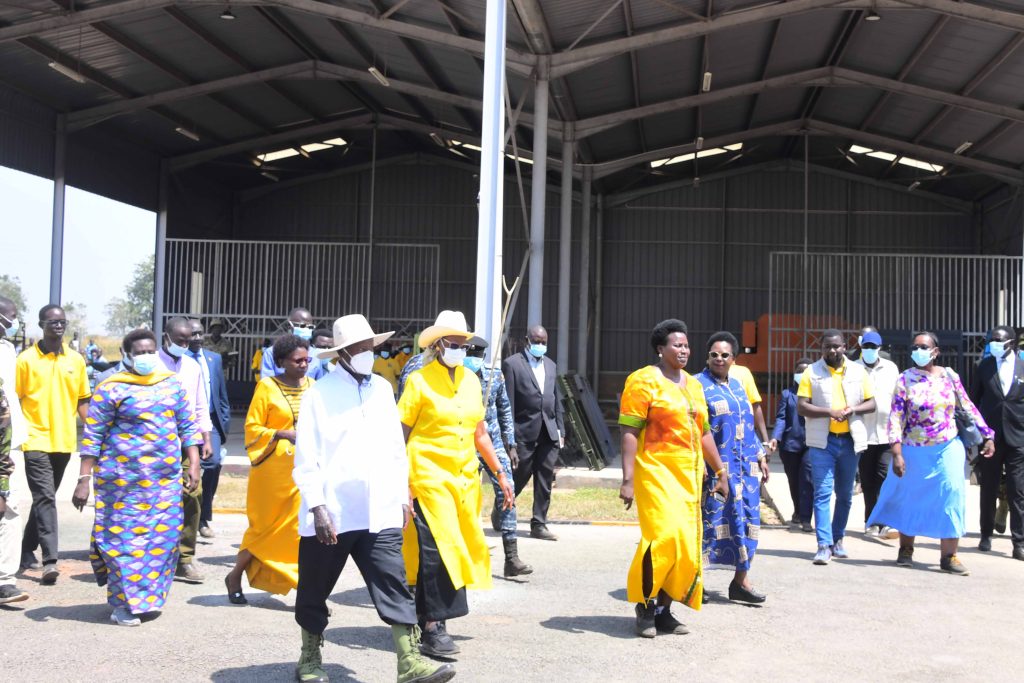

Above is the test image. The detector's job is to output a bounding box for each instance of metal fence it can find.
[163,239,439,382]
[766,252,1024,412]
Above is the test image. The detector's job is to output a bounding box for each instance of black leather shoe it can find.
[420,622,460,659]
[530,525,558,541]
[728,582,766,604]
[1013,546,1024,561]
[979,536,992,552]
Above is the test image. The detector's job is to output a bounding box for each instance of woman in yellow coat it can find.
[225,335,314,604]
[618,319,729,638]
[398,310,514,660]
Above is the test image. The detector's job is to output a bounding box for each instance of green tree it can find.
[0,274,27,311]
[63,301,88,339]
[105,258,154,334]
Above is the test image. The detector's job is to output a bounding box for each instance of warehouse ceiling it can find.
[2,0,1024,202]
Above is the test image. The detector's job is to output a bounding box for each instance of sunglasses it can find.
[708,351,732,360]
[290,322,315,330]
[439,340,468,350]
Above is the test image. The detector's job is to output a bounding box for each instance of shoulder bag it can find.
[943,368,984,449]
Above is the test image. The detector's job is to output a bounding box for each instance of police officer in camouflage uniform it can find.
[203,318,236,371]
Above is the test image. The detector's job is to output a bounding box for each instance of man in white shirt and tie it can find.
[971,325,1024,560]
[291,315,454,683]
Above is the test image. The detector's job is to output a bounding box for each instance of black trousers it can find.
[295,528,417,636]
[780,448,812,523]
[413,500,468,622]
[980,440,1024,547]
[858,444,893,523]
[21,451,71,564]
[513,432,559,527]
[200,465,221,525]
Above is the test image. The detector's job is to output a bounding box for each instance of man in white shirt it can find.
[0,296,29,603]
[854,329,901,539]
[292,315,454,683]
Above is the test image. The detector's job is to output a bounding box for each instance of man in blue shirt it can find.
[261,307,326,381]
[769,357,813,532]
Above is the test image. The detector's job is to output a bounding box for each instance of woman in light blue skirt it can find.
[868,332,994,575]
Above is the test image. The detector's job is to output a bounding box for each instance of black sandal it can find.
[224,575,248,605]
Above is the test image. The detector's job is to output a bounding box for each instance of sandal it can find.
[225,575,248,605]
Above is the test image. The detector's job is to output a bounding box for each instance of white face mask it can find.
[441,346,467,368]
[344,349,374,375]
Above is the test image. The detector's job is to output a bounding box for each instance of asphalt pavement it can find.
[3,457,1023,682]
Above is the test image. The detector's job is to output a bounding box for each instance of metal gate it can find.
[163,239,439,381]
[766,252,1024,410]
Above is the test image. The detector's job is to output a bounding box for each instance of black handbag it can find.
[944,368,984,449]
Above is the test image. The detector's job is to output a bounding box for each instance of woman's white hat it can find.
[317,314,394,359]
[418,310,475,348]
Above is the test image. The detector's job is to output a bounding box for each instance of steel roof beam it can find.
[587,120,807,179]
[806,119,1024,184]
[169,113,374,170]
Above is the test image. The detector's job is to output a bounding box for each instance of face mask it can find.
[1,315,18,337]
[463,356,485,373]
[911,348,933,367]
[130,352,160,376]
[1019,350,1024,362]
[291,325,313,341]
[165,340,188,358]
[793,373,803,385]
[528,343,547,358]
[402,347,412,354]
[380,350,390,359]
[988,341,1007,357]
[861,348,879,364]
[441,346,466,368]
[344,349,374,375]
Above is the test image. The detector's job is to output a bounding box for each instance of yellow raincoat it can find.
[398,360,490,591]
[619,365,708,609]
[241,375,313,595]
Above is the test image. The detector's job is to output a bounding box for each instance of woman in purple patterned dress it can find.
[868,331,995,575]
[72,329,202,626]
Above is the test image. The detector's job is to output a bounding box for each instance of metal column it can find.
[577,166,592,376]
[556,132,573,372]
[473,0,507,357]
[154,160,169,339]
[592,195,604,389]
[49,114,66,304]
[527,76,549,326]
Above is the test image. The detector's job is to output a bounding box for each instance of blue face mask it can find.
[402,347,412,354]
[988,341,1007,357]
[792,373,803,385]
[1,315,18,338]
[165,340,188,358]
[463,356,485,373]
[861,348,879,364]
[320,357,332,372]
[380,350,390,359]
[292,325,313,341]
[130,352,160,376]
[911,348,933,367]
[528,343,547,358]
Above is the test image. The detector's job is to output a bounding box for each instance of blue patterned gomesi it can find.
[80,374,202,615]
[697,368,762,571]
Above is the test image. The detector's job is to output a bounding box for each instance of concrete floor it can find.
[4,454,1024,682]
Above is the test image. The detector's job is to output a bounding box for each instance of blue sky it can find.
[0,165,155,335]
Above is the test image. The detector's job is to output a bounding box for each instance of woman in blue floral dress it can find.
[697,331,770,604]
[72,329,202,626]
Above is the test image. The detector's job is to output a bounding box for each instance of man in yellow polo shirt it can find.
[15,304,90,585]
[797,329,876,566]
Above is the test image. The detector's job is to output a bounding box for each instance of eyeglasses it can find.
[41,319,67,327]
[708,351,732,360]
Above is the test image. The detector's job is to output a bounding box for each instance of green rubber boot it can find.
[392,624,456,683]
[296,628,328,682]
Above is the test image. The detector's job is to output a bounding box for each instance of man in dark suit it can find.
[970,324,1024,560]
[188,320,231,540]
[502,325,564,541]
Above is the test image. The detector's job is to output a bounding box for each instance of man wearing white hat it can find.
[291,314,454,683]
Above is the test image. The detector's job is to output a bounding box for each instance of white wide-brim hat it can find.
[418,310,476,348]
[316,314,394,359]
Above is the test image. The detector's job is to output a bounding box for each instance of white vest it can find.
[804,358,870,453]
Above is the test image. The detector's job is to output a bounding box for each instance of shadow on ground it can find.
[540,615,636,640]
[211,663,356,682]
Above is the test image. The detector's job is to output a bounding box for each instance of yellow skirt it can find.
[241,444,300,595]
[403,466,491,591]
[626,451,703,609]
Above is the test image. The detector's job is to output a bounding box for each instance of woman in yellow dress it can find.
[225,335,314,604]
[398,310,514,660]
[618,319,730,638]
